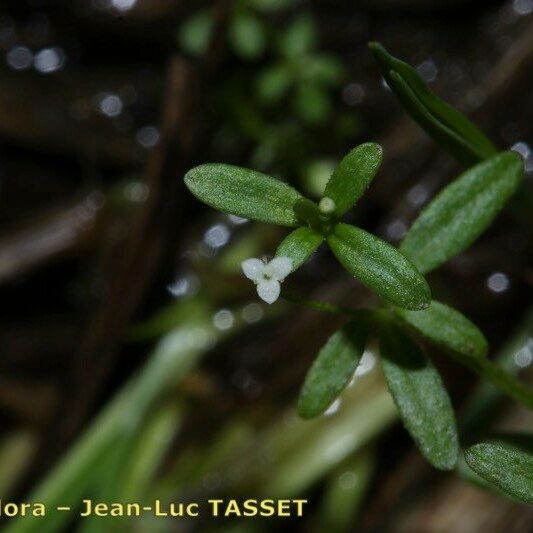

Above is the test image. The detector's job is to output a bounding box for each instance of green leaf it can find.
[256,64,293,104]
[281,15,317,58]
[178,9,214,57]
[276,227,324,271]
[395,300,488,360]
[368,42,497,165]
[386,71,481,165]
[464,434,533,503]
[379,323,459,470]
[294,83,331,124]
[305,54,345,85]
[298,320,369,419]
[228,13,266,60]
[323,143,383,217]
[327,223,430,310]
[184,164,305,227]
[400,151,523,273]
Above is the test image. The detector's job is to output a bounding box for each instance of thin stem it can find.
[281,291,366,317]
[455,353,533,410]
[283,291,533,410]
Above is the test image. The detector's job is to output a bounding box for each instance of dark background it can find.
[0,0,531,531]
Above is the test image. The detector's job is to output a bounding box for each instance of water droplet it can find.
[34,47,65,74]
[514,340,532,368]
[513,0,533,15]
[98,93,123,117]
[466,88,486,109]
[213,309,234,330]
[386,219,407,241]
[342,82,365,105]
[136,125,160,149]
[167,274,199,298]
[112,0,137,11]
[242,302,263,323]
[6,46,33,70]
[417,60,438,83]
[204,224,230,249]
[124,182,149,202]
[407,183,430,207]
[338,471,358,490]
[486,272,510,293]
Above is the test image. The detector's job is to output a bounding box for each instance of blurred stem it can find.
[77,402,182,533]
[318,447,375,532]
[460,308,533,436]
[4,300,231,533]
[450,352,533,410]
[260,376,396,496]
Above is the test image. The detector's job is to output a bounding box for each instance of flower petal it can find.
[257,280,281,304]
[241,258,264,282]
[265,256,293,281]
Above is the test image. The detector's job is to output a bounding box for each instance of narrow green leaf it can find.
[276,226,324,271]
[323,143,383,217]
[306,54,345,85]
[464,434,533,503]
[400,151,523,273]
[395,300,488,360]
[386,71,480,166]
[178,9,214,57]
[184,164,305,227]
[294,83,331,124]
[281,15,317,58]
[298,320,369,419]
[327,223,431,310]
[379,324,459,470]
[369,42,497,165]
[228,13,265,60]
[256,64,292,103]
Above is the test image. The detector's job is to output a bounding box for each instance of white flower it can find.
[241,256,293,304]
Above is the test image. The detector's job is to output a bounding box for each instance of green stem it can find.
[283,292,533,410]
[451,351,533,410]
[460,308,533,435]
[281,291,366,317]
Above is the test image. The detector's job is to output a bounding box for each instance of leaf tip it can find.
[363,141,384,158]
[297,394,322,419]
[296,403,315,420]
[367,41,385,55]
[183,163,208,190]
[409,279,432,311]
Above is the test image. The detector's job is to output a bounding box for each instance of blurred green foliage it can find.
[179,1,357,195]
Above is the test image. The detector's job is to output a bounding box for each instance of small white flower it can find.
[241,256,293,304]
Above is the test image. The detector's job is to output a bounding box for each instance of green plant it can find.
[179,0,291,60]
[255,14,344,124]
[179,4,351,178]
[184,44,532,502]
